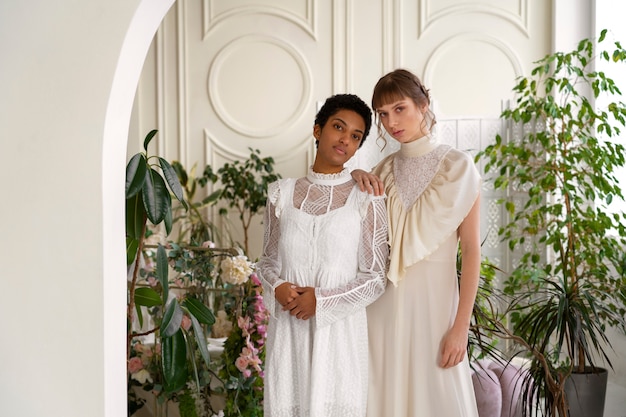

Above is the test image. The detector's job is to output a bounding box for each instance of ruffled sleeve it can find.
[374,148,481,286]
[257,179,289,317]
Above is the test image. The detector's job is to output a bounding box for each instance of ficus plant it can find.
[199,147,281,255]
[476,30,626,416]
[126,129,216,395]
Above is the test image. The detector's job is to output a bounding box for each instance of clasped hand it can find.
[275,282,316,320]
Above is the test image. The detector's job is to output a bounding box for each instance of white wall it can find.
[0,1,168,416]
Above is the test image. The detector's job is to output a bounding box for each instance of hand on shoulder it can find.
[351,169,384,196]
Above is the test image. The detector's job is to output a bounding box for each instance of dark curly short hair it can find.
[314,94,372,148]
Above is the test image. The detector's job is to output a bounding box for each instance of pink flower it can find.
[238,316,251,335]
[250,273,261,286]
[128,356,144,374]
[235,356,248,373]
[143,346,154,358]
[147,277,158,287]
[181,315,192,331]
[242,369,252,378]
[134,342,145,353]
[201,240,216,248]
[253,312,267,324]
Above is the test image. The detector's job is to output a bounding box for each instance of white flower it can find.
[131,368,153,384]
[220,255,253,285]
[212,310,233,338]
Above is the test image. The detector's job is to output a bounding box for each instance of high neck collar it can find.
[306,167,352,185]
[399,135,437,157]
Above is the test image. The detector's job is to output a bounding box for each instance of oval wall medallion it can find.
[208,34,312,138]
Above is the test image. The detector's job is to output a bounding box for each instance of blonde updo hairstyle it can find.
[371,69,437,148]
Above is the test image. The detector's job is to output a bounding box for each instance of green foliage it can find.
[125,130,187,247]
[127,137,276,416]
[200,147,281,254]
[126,130,221,415]
[170,161,223,247]
[476,30,626,416]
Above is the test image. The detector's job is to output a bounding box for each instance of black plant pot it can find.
[564,367,608,417]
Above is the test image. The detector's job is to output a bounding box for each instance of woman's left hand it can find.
[438,326,469,368]
[283,286,316,320]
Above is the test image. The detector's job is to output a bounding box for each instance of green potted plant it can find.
[126,129,218,415]
[126,136,278,416]
[199,147,281,255]
[477,30,626,416]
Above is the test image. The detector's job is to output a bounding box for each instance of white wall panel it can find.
[129,0,552,259]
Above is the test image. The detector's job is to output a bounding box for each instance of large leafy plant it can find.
[126,130,217,407]
[477,30,626,416]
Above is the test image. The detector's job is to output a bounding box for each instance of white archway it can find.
[102,1,175,415]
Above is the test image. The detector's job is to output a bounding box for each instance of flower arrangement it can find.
[126,135,276,417]
[128,243,267,417]
[218,270,268,417]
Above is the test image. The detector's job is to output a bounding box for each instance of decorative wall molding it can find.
[202,0,317,40]
[176,0,189,167]
[418,0,530,38]
[156,19,167,157]
[423,32,524,86]
[381,0,402,71]
[207,34,312,138]
[332,0,358,92]
[203,128,315,166]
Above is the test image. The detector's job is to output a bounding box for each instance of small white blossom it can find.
[131,369,153,384]
[212,310,233,338]
[220,255,253,285]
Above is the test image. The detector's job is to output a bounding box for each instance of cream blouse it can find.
[372,136,481,285]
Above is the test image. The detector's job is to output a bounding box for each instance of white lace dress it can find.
[258,168,389,417]
[366,137,481,416]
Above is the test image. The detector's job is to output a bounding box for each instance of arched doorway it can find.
[102,1,175,415]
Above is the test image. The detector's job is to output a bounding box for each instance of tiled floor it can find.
[605,381,626,417]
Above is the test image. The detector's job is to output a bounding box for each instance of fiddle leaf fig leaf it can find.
[156,243,169,304]
[125,192,145,241]
[134,287,162,307]
[142,168,171,225]
[159,157,187,210]
[183,297,215,326]
[143,129,158,152]
[190,314,211,367]
[161,329,187,393]
[170,160,188,187]
[161,298,183,337]
[125,153,148,198]
[164,205,173,236]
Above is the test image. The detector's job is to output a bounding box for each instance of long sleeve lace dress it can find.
[257,168,389,417]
